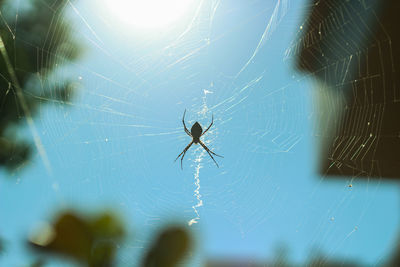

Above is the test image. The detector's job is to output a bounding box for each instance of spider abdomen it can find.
[191,122,202,143]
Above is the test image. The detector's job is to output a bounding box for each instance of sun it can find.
[104,0,196,30]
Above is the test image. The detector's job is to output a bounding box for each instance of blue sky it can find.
[0,0,399,266]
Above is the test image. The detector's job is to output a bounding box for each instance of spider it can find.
[175,110,223,169]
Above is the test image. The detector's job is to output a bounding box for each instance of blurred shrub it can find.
[0,0,82,172]
[29,211,125,267]
[142,226,191,267]
[28,211,192,267]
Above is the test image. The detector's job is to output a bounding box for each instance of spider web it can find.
[0,0,399,266]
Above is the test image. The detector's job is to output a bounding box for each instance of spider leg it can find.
[175,141,193,169]
[199,141,223,168]
[182,109,192,137]
[200,114,213,136]
[199,140,223,157]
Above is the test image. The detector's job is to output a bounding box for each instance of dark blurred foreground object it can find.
[0,236,4,254]
[142,226,191,267]
[206,244,363,267]
[292,0,400,178]
[27,210,192,267]
[206,261,268,267]
[385,236,400,267]
[0,0,81,171]
[206,256,361,267]
[28,211,125,267]
[29,258,46,267]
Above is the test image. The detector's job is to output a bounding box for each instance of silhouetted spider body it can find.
[175,110,223,169]
[190,122,202,143]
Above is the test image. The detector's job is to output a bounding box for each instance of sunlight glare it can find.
[104,0,196,30]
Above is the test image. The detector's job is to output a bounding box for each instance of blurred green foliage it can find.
[29,211,126,267]
[28,210,191,267]
[142,226,191,267]
[0,0,81,171]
